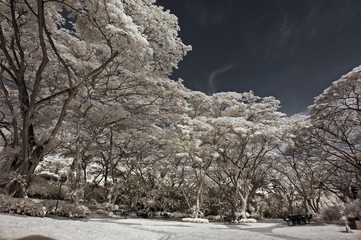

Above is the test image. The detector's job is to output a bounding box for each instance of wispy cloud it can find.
[207,64,234,95]
[184,0,233,28]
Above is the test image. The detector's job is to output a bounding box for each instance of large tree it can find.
[310,65,361,199]
[0,0,190,196]
[203,92,288,217]
[174,91,214,217]
[275,122,336,214]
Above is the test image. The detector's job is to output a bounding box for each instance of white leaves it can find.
[123,0,191,76]
[175,152,189,159]
[312,65,361,113]
[233,126,247,135]
[105,0,150,47]
[309,65,361,176]
[105,24,128,35]
[193,156,203,164]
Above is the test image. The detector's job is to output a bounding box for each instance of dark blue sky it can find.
[156,0,361,115]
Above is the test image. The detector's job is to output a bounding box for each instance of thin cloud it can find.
[207,64,234,95]
[184,0,233,28]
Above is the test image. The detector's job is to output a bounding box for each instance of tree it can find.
[275,122,336,214]
[205,92,287,217]
[55,77,189,205]
[175,117,214,217]
[0,0,190,196]
[310,65,361,199]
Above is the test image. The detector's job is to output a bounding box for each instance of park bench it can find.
[223,215,237,224]
[160,212,171,218]
[112,209,129,218]
[283,214,312,226]
[137,210,151,218]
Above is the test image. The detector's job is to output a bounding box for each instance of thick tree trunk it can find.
[287,197,294,214]
[107,182,120,207]
[107,185,114,207]
[18,79,33,176]
[238,187,249,219]
[302,197,309,214]
[194,179,204,218]
[240,194,249,219]
[19,0,49,177]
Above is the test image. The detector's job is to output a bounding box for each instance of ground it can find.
[0,214,360,240]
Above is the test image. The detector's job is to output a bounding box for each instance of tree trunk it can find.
[240,194,249,219]
[105,129,113,190]
[180,187,191,210]
[194,178,204,218]
[71,120,85,205]
[104,159,109,188]
[302,197,309,214]
[237,187,249,219]
[19,0,49,177]
[107,182,121,207]
[287,196,294,214]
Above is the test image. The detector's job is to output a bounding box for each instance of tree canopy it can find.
[0,0,360,218]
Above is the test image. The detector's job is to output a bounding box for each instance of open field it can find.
[0,214,360,240]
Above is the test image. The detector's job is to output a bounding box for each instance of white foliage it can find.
[193,156,203,164]
[182,218,209,223]
[175,152,189,159]
[312,65,361,113]
[238,218,257,223]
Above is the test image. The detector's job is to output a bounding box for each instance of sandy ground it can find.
[0,214,360,240]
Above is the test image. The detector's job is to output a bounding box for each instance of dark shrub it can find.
[27,176,67,200]
[321,205,342,222]
[344,200,361,218]
[84,184,107,203]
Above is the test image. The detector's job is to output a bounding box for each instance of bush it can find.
[0,194,46,217]
[169,211,190,219]
[27,175,69,200]
[321,205,342,222]
[0,194,87,218]
[45,201,88,218]
[27,184,61,200]
[344,200,361,218]
[84,184,107,203]
[204,204,220,216]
